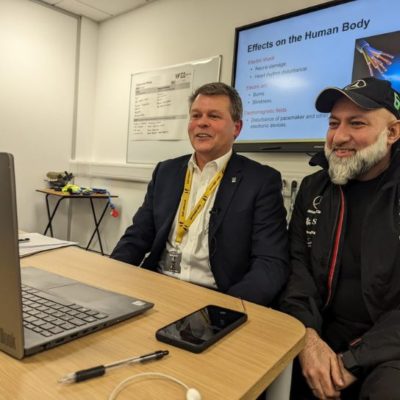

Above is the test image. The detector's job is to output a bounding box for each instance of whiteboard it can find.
[126,56,221,164]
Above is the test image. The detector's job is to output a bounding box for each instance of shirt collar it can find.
[189,150,232,172]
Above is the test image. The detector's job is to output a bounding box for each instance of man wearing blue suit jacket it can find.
[111,82,288,306]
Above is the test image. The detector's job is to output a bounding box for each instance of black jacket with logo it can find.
[280,144,400,371]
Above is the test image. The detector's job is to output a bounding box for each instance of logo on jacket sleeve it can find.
[306,195,322,248]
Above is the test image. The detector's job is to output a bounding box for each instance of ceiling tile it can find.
[80,0,147,15]
[36,0,155,22]
[40,0,61,5]
[36,0,156,22]
[51,0,112,20]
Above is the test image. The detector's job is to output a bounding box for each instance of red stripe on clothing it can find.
[325,188,345,307]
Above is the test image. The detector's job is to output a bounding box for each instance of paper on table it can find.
[19,232,78,258]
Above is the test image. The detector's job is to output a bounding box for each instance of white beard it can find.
[325,128,389,185]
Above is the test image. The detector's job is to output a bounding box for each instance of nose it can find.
[331,124,351,146]
[196,115,210,128]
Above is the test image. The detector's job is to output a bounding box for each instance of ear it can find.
[233,120,243,140]
[387,120,400,145]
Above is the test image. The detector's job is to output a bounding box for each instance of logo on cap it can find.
[344,80,367,91]
[394,92,400,112]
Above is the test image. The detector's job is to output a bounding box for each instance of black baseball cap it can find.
[315,77,400,120]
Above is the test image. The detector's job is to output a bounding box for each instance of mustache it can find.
[328,145,355,151]
[325,146,355,158]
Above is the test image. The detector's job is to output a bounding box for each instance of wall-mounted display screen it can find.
[232,0,400,153]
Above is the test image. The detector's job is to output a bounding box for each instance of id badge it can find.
[165,248,182,274]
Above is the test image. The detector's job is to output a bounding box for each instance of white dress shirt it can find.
[158,150,232,288]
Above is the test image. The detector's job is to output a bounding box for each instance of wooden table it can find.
[1,247,305,399]
[36,188,118,255]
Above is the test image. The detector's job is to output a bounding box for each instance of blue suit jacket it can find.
[111,153,289,305]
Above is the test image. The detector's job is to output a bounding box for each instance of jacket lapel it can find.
[159,157,188,234]
[208,154,243,237]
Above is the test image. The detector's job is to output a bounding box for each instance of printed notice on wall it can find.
[128,66,194,141]
[126,56,221,163]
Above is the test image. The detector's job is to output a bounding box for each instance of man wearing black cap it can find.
[280,77,400,399]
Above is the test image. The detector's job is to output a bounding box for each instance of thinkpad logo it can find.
[0,327,16,349]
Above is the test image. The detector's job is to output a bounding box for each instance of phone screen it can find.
[156,305,247,353]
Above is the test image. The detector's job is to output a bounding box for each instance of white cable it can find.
[108,372,190,400]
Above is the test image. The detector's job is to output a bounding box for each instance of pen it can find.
[18,238,30,242]
[58,350,169,384]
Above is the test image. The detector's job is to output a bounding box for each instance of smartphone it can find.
[155,304,247,353]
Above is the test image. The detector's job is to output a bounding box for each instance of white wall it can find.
[2,0,326,254]
[71,0,324,254]
[74,17,98,162]
[85,0,326,164]
[0,0,78,237]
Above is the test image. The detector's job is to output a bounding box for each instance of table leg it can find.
[44,195,65,237]
[86,198,109,256]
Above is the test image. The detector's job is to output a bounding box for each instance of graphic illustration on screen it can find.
[353,31,400,92]
[232,0,400,153]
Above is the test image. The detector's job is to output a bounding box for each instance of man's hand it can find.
[359,42,394,75]
[298,328,344,399]
[337,354,357,390]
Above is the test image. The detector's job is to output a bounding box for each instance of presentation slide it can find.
[234,0,400,144]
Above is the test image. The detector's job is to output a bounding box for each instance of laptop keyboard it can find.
[21,284,108,337]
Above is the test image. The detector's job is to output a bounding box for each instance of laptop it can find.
[0,153,154,359]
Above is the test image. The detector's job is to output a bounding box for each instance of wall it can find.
[0,0,78,237]
[82,0,326,164]
[71,0,324,254]
[2,0,326,254]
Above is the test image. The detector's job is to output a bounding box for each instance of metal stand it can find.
[40,190,117,256]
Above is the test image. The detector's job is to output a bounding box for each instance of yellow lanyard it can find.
[175,165,225,245]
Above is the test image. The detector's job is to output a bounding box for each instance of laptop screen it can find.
[0,153,154,360]
[0,153,25,358]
